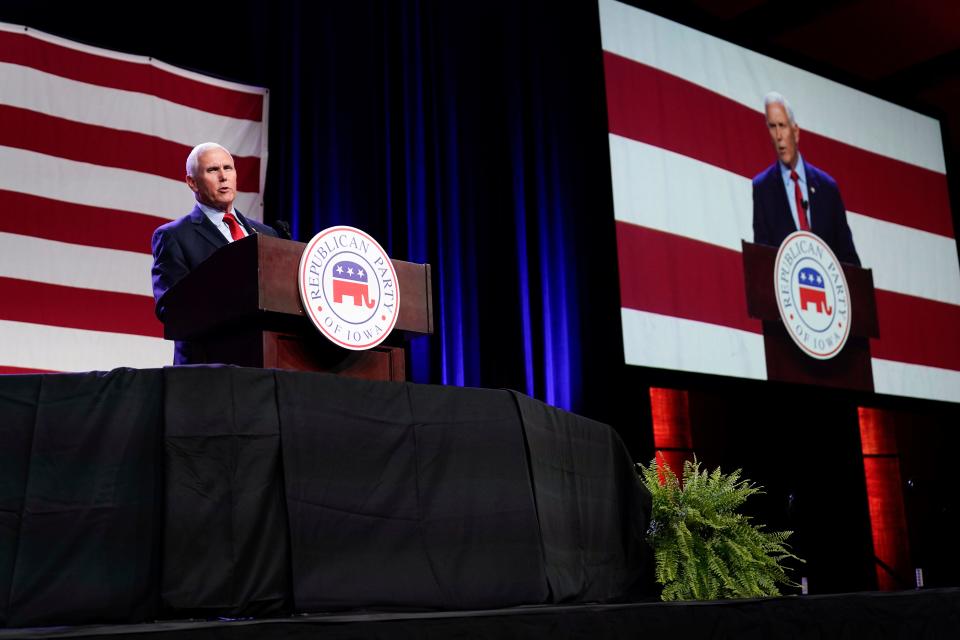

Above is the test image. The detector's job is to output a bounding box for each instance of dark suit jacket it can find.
[151,204,279,364]
[752,160,860,266]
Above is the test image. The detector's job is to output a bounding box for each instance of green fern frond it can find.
[636,457,804,601]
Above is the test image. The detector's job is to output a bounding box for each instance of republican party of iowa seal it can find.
[774,230,851,360]
[298,226,399,350]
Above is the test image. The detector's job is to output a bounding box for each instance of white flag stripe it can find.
[611,134,960,306]
[0,22,268,95]
[258,97,271,205]
[0,233,154,297]
[599,0,945,174]
[871,358,960,404]
[847,212,960,306]
[0,62,265,158]
[609,134,752,252]
[0,145,261,223]
[0,320,172,372]
[622,308,767,380]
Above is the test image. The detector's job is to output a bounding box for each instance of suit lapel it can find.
[768,164,796,235]
[188,205,229,250]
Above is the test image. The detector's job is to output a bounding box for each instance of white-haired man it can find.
[752,92,860,266]
[151,142,278,364]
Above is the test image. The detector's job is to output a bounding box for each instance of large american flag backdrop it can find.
[600,0,960,403]
[0,24,269,373]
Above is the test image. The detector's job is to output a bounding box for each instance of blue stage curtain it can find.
[264,1,613,412]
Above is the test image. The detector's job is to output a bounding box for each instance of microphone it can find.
[231,211,255,236]
[801,199,808,211]
[273,220,293,240]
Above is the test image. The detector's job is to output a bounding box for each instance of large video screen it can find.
[600,0,960,403]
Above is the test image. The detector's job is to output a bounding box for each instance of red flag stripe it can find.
[0,29,264,121]
[0,105,261,192]
[616,221,762,335]
[0,190,165,255]
[0,277,163,338]
[604,51,955,239]
[0,366,57,374]
[618,221,960,372]
[871,290,960,372]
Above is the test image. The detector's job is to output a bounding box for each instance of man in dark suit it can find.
[752,92,860,266]
[151,142,278,364]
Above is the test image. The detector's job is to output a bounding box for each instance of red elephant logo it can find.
[797,267,832,315]
[332,260,375,309]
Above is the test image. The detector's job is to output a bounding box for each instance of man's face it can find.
[186,147,236,211]
[765,102,800,169]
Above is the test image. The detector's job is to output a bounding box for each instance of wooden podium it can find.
[160,234,433,381]
[741,240,878,392]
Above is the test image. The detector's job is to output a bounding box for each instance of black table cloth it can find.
[0,367,650,628]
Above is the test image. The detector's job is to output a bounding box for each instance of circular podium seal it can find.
[298,226,400,350]
[773,231,851,360]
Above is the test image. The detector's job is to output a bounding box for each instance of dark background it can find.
[1,0,958,594]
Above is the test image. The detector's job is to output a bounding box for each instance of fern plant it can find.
[636,457,802,601]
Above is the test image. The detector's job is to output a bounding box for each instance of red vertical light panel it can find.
[858,407,911,591]
[650,388,694,481]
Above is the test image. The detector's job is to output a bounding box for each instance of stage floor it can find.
[2,588,958,639]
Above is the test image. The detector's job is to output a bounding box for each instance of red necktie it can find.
[790,170,809,231]
[223,212,245,241]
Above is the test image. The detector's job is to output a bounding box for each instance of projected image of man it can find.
[752,92,860,266]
